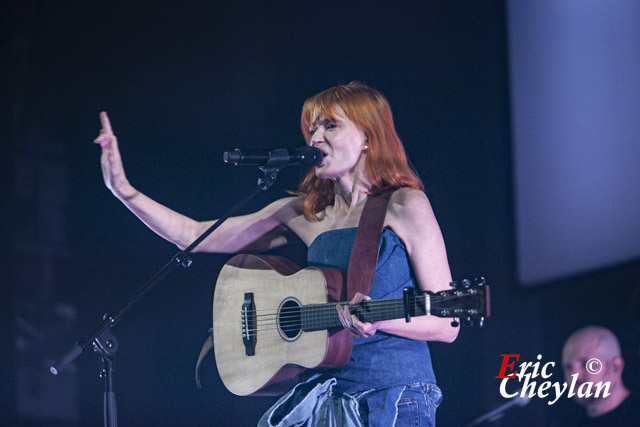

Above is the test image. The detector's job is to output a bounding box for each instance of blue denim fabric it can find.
[259,227,441,426]
[394,382,442,427]
[308,227,437,393]
[258,376,362,427]
[258,376,442,427]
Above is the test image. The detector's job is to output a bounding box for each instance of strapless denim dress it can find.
[259,227,441,427]
[307,227,437,392]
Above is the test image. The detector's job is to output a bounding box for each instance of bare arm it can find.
[337,188,459,343]
[93,112,302,253]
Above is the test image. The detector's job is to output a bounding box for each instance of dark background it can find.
[2,1,639,426]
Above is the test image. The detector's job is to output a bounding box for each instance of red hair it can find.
[296,82,424,220]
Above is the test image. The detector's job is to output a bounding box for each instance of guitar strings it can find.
[245,296,477,324]
[241,296,480,334]
[246,294,475,319]
[247,293,467,315]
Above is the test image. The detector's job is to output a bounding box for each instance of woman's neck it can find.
[332,153,371,211]
[333,176,370,214]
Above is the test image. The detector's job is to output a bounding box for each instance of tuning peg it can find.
[462,279,471,288]
[479,317,485,327]
[451,318,459,327]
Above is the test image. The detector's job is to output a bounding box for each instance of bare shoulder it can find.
[386,187,442,251]
[388,187,435,223]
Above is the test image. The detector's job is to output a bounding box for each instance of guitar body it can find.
[212,254,490,396]
[213,254,352,396]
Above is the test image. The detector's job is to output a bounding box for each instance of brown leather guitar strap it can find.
[345,188,394,301]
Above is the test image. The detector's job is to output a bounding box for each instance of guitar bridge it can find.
[241,292,256,356]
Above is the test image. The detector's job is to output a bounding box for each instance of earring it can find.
[363,143,369,151]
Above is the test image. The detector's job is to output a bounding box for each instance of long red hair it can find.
[297,82,423,220]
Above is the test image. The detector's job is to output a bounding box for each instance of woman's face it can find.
[308,108,367,181]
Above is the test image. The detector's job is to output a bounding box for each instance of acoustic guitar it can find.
[212,254,489,396]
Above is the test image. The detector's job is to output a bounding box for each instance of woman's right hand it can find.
[93,112,137,200]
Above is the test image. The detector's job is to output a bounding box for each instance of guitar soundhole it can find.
[278,298,302,341]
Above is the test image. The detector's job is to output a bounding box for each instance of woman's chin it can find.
[315,166,347,182]
[314,167,329,179]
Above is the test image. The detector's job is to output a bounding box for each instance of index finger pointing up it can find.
[99,111,114,134]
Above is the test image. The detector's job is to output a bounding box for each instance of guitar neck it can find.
[301,296,428,332]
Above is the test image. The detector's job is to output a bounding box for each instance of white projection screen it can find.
[507,0,640,287]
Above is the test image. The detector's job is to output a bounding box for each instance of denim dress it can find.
[259,228,442,427]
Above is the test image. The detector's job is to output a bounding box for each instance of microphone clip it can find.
[257,148,291,173]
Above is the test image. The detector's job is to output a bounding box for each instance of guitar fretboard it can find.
[301,296,428,332]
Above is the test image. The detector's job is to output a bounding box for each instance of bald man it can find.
[561,326,639,426]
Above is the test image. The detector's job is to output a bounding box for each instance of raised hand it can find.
[93,112,136,199]
[337,292,379,338]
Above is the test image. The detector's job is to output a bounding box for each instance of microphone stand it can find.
[50,159,288,427]
[466,393,531,426]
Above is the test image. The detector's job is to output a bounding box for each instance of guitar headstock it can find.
[431,278,490,327]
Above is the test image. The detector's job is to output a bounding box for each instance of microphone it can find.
[223,146,323,167]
